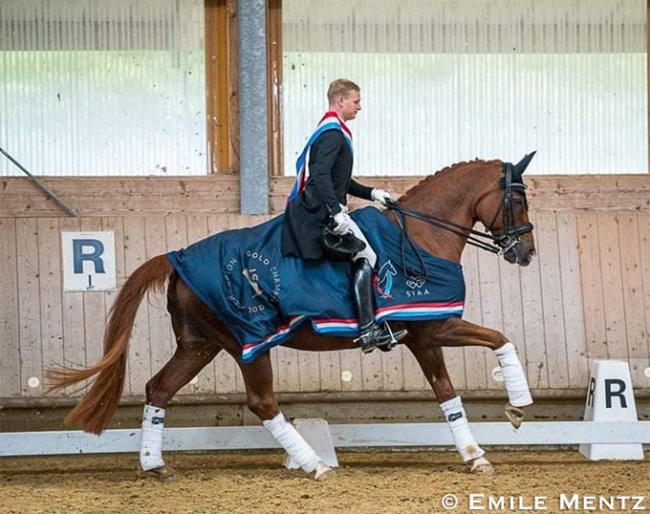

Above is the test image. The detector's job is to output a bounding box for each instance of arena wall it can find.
[1,174,648,428]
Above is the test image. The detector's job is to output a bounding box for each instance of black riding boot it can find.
[352,258,407,353]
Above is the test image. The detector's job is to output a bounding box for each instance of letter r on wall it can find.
[73,239,105,274]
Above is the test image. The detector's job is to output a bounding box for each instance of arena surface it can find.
[1,450,648,514]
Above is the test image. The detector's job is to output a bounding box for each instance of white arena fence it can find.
[1,421,649,457]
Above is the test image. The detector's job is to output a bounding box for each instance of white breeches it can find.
[339,205,377,267]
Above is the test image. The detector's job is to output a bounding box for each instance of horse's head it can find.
[475,153,537,266]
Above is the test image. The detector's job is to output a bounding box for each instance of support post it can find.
[238,0,269,215]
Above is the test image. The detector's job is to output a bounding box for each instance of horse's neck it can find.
[394,168,492,263]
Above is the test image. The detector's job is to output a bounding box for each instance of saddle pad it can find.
[167,207,465,363]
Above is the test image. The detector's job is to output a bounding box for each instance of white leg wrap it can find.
[140,404,165,471]
[263,412,320,473]
[495,342,533,407]
[439,396,485,463]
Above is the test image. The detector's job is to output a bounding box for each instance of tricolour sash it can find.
[287,111,353,203]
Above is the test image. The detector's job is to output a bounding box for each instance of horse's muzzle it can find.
[504,242,536,266]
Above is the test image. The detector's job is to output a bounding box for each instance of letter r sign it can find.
[62,232,116,291]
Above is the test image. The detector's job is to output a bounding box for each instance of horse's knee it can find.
[433,380,455,402]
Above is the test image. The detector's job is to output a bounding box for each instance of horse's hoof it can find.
[470,457,495,475]
[504,403,525,429]
[313,461,335,481]
[143,465,176,482]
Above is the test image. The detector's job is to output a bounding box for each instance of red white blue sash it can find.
[287,111,353,203]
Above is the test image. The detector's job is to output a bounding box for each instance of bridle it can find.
[386,162,534,279]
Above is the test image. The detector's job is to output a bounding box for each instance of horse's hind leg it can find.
[408,344,494,475]
[237,351,334,480]
[435,317,533,428]
[140,337,221,479]
[140,277,222,480]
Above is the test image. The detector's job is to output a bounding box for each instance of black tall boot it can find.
[352,258,407,353]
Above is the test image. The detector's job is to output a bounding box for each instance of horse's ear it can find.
[513,151,536,178]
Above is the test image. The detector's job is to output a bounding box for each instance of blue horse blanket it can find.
[167,207,465,363]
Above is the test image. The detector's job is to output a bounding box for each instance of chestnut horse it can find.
[48,155,537,479]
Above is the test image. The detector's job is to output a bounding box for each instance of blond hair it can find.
[327,79,360,104]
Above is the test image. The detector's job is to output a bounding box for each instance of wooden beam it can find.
[205,0,237,174]
[228,0,240,173]
[267,0,283,176]
[1,175,647,218]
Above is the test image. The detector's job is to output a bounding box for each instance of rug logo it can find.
[405,275,430,298]
[374,260,397,298]
[223,250,281,315]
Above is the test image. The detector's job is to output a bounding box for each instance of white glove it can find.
[371,188,392,205]
[331,211,353,236]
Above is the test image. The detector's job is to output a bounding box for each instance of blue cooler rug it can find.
[167,207,465,363]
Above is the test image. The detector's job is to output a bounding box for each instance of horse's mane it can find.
[399,158,501,202]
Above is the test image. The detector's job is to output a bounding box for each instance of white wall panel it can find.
[282,0,647,176]
[0,0,206,177]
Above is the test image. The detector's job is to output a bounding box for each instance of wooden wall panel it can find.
[556,211,589,389]
[145,217,173,381]
[361,351,384,392]
[461,244,488,391]
[0,219,20,397]
[123,217,150,397]
[536,211,570,388]
[15,219,42,397]
[498,251,527,391]
[298,344,322,393]
[477,237,504,391]
[619,212,650,386]
[1,175,649,407]
[339,346,363,392]
[80,218,106,369]
[638,213,650,388]
[598,214,629,360]
[577,212,608,360]
[275,346,301,393]
[59,217,85,396]
[519,212,549,390]
[382,345,405,392]
[38,218,64,397]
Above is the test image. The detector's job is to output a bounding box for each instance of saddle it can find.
[320,225,366,261]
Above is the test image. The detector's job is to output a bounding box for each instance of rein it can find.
[386,162,534,280]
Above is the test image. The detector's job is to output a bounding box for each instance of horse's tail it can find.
[47,254,173,435]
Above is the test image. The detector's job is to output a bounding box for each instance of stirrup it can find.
[355,323,407,354]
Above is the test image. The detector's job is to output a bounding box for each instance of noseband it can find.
[387,162,534,258]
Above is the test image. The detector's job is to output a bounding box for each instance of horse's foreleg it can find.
[436,318,533,428]
[494,342,533,428]
[239,352,334,480]
[409,345,493,474]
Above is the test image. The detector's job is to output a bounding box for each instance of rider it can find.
[281,78,407,353]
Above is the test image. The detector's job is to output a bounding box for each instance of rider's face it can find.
[337,90,362,121]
